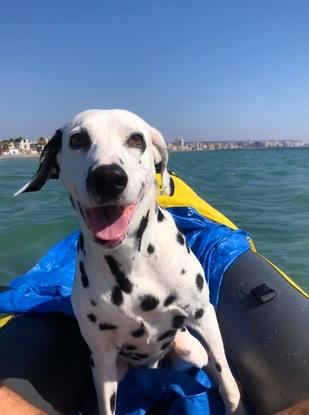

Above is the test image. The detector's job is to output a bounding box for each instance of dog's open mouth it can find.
[85,203,137,246]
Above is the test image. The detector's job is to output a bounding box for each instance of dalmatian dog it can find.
[15,109,242,415]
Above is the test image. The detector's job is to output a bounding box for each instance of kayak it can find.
[157,173,309,414]
[0,172,308,415]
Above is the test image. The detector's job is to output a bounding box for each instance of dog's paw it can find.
[169,328,208,371]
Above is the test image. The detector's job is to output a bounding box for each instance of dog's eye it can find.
[70,131,91,150]
[127,133,146,152]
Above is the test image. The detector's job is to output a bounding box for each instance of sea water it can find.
[0,148,308,292]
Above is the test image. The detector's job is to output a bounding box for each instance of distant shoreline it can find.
[168,139,309,152]
[1,146,308,160]
[169,146,309,153]
[0,154,40,159]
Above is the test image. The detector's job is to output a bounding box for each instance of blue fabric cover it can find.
[0,207,250,415]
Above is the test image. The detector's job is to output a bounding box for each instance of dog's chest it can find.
[72,213,207,366]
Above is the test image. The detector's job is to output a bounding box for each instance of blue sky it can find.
[1,0,309,141]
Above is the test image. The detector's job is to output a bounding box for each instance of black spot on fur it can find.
[140,294,159,311]
[120,350,148,361]
[105,255,133,294]
[90,299,97,306]
[119,158,124,165]
[131,324,145,337]
[78,202,87,224]
[173,315,185,329]
[119,350,130,357]
[99,323,117,330]
[194,308,204,319]
[161,341,172,350]
[164,294,177,307]
[215,363,222,372]
[93,237,108,246]
[157,330,176,341]
[128,354,142,361]
[136,210,150,250]
[176,232,185,245]
[134,352,149,359]
[181,327,186,332]
[110,391,116,412]
[124,344,137,351]
[111,286,123,306]
[186,240,190,253]
[90,356,95,367]
[181,269,186,275]
[196,274,204,291]
[78,233,84,252]
[147,243,155,254]
[157,208,165,222]
[87,313,97,323]
[79,261,89,288]
[175,223,190,253]
[69,194,76,209]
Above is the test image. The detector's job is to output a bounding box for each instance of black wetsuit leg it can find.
[0,313,95,415]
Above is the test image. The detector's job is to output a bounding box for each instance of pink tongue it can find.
[87,204,136,243]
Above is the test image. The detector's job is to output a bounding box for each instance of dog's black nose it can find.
[86,164,128,201]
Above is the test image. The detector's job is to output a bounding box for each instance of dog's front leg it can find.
[90,347,118,415]
[192,302,243,415]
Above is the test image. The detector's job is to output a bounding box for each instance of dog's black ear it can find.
[14,129,62,196]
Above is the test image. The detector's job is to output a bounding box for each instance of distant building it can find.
[18,138,31,154]
[173,138,185,149]
[30,143,40,155]
[36,137,49,153]
[7,142,19,155]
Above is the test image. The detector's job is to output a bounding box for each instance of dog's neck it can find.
[79,182,158,262]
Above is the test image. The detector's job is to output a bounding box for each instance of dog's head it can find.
[15,109,171,247]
